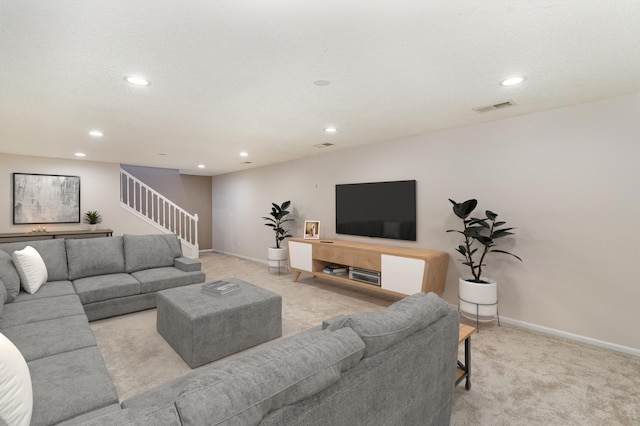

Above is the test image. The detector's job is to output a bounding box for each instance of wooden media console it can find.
[288,238,449,297]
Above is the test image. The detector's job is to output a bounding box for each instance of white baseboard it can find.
[210,249,267,265]
[449,303,640,357]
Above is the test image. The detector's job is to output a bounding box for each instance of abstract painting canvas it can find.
[13,173,81,224]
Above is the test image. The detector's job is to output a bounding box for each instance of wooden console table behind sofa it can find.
[0,229,113,243]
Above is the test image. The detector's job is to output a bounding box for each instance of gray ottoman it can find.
[156,278,282,368]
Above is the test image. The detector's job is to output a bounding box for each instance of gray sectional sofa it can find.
[0,234,205,425]
[1,233,458,426]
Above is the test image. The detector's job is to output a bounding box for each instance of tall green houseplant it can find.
[447,198,521,283]
[262,201,293,249]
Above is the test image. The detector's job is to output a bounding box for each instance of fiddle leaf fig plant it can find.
[262,201,293,249]
[447,198,522,283]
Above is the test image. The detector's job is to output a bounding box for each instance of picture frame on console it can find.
[13,173,81,224]
[304,220,320,239]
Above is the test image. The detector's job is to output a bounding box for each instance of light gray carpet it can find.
[91,252,640,425]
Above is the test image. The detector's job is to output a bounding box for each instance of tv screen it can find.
[336,180,416,241]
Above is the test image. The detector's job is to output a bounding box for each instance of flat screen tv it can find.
[336,180,416,241]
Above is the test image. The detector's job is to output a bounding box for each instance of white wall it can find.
[212,92,640,352]
[0,154,159,235]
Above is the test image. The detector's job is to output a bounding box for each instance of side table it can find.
[456,323,475,390]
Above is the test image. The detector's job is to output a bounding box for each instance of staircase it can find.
[120,169,199,258]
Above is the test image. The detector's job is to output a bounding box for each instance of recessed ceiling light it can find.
[88,130,103,137]
[197,164,205,169]
[324,127,337,133]
[74,152,86,157]
[124,76,151,86]
[314,80,331,87]
[239,151,249,157]
[499,76,526,86]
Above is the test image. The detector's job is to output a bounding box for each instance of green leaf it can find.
[464,226,484,237]
[486,210,497,220]
[491,229,514,239]
[450,199,477,219]
[494,221,506,227]
[470,218,490,228]
[475,236,493,245]
[490,249,523,261]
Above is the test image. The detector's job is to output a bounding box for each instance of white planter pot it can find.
[267,247,288,269]
[88,224,97,231]
[458,277,498,321]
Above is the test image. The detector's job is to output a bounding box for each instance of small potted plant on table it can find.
[83,210,102,231]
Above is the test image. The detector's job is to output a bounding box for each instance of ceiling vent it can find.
[473,100,516,113]
[314,142,335,148]
[241,161,253,165]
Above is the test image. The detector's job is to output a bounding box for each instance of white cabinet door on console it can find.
[289,241,312,272]
[381,254,425,295]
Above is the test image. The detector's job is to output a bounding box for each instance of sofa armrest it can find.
[174,257,201,272]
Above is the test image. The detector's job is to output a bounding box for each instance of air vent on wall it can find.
[313,142,335,148]
[241,161,253,165]
[473,100,517,113]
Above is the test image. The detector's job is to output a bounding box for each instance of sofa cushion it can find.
[174,256,201,272]
[124,234,182,273]
[0,332,33,426]
[28,346,119,426]
[131,267,205,293]
[0,281,6,318]
[0,250,20,303]
[55,404,122,426]
[13,281,76,303]
[0,239,69,282]
[0,295,85,329]
[72,273,141,304]
[1,315,97,362]
[339,292,450,357]
[59,405,180,426]
[66,236,126,280]
[12,246,48,294]
[174,327,365,425]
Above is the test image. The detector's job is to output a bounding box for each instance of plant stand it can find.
[458,277,499,331]
[267,247,289,275]
[458,296,500,331]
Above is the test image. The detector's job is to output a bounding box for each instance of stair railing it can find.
[120,169,199,257]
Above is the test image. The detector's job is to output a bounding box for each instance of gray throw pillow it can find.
[0,251,20,303]
[343,292,450,357]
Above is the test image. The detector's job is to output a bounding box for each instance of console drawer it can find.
[342,249,380,271]
[313,245,343,263]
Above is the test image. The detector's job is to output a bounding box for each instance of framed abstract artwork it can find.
[13,173,81,224]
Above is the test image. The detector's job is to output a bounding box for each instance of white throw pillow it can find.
[0,332,33,426]
[12,246,48,294]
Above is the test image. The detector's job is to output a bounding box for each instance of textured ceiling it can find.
[1,1,639,176]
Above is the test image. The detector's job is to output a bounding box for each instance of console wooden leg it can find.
[292,271,301,282]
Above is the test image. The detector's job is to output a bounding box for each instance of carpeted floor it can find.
[90,252,640,425]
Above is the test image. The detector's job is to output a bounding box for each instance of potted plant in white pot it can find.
[83,210,102,231]
[262,201,293,272]
[447,198,522,325]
